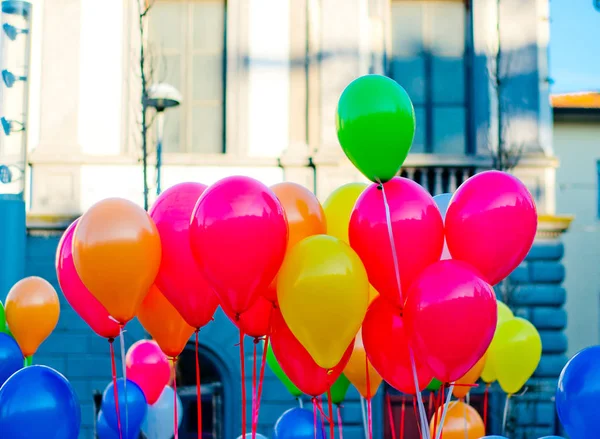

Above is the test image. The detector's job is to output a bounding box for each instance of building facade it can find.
[552,92,600,358]
[0,0,571,438]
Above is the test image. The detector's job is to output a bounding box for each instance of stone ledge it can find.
[537,214,574,239]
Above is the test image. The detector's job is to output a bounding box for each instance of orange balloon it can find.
[264,183,327,302]
[453,353,487,398]
[5,277,60,357]
[137,285,195,358]
[343,329,383,399]
[73,198,162,324]
[430,401,485,439]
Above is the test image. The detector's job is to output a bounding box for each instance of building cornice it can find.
[536,214,574,239]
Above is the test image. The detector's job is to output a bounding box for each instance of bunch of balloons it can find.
[95,339,183,439]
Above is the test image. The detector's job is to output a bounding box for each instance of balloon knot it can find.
[311,397,317,403]
[108,337,115,343]
[235,313,241,321]
[253,337,260,345]
[326,369,334,375]
[377,184,383,191]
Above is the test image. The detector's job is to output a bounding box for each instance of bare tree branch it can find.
[486,0,523,173]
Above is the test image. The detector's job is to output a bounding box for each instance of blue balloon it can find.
[556,346,600,438]
[274,407,325,439]
[481,437,509,439]
[0,365,81,439]
[0,333,23,385]
[102,378,148,439]
[97,411,120,439]
[433,192,452,220]
[538,437,567,439]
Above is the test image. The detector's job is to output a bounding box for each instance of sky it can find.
[550,0,600,93]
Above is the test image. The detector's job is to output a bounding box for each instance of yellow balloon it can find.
[323,183,368,244]
[489,317,542,394]
[277,235,369,369]
[343,329,383,399]
[480,301,515,383]
[497,301,514,325]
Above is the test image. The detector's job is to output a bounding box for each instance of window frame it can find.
[387,0,474,155]
[148,0,228,156]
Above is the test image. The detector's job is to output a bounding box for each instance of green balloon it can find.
[266,344,302,397]
[336,74,416,183]
[427,378,442,391]
[24,356,33,367]
[0,301,5,333]
[329,374,351,404]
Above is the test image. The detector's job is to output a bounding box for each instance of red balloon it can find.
[149,182,219,329]
[270,310,352,397]
[55,219,120,339]
[125,340,171,404]
[404,260,497,383]
[190,176,288,315]
[445,170,537,286]
[362,297,433,394]
[222,295,274,338]
[349,177,444,307]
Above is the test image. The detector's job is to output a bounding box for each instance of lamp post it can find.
[145,83,181,197]
[0,0,31,299]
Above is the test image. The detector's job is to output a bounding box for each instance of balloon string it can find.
[109,339,123,439]
[195,330,202,439]
[483,383,489,431]
[337,405,344,439]
[119,325,129,438]
[502,394,511,435]
[298,397,304,409]
[253,335,269,430]
[412,396,422,439]
[318,395,326,433]
[428,393,433,419]
[326,389,335,439]
[400,396,406,439]
[462,399,468,439]
[385,394,396,439]
[365,355,372,439]
[435,383,455,439]
[408,348,430,439]
[239,330,247,438]
[360,396,368,439]
[251,338,258,439]
[433,385,442,439]
[171,358,179,439]
[380,183,404,305]
[313,398,318,439]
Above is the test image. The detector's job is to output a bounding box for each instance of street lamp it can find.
[145,83,181,196]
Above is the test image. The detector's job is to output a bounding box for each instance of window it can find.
[149,0,226,154]
[389,0,469,154]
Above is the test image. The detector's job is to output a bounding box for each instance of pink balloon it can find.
[190,176,288,315]
[126,340,171,405]
[149,182,219,329]
[363,297,433,394]
[404,260,497,383]
[349,177,444,307]
[445,170,537,286]
[55,219,120,339]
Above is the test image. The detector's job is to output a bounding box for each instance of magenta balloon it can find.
[404,260,497,383]
[125,340,171,405]
[445,170,537,286]
[349,177,444,308]
[149,182,219,329]
[189,176,288,315]
[55,219,120,338]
